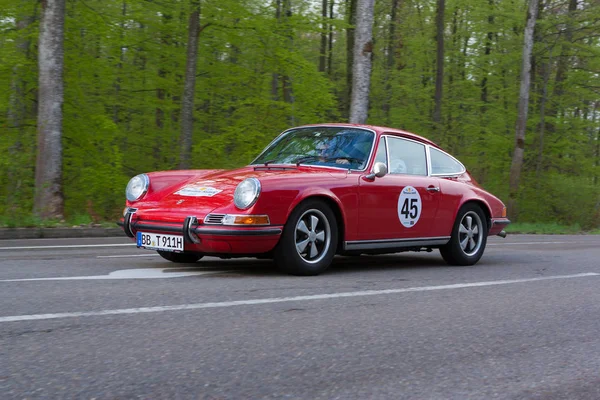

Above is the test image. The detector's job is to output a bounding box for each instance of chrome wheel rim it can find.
[294,209,331,264]
[458,211,483,256]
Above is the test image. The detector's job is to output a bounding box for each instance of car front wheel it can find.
[157,251,203,263]
[440,204,488,266]
[274,200,338,276]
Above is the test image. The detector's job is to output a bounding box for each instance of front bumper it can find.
[118,212,283,255]
[489,218,511,236]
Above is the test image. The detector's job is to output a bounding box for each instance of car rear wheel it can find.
[440,203,488,266]
[274,200,338,276]
[157,251,203,263]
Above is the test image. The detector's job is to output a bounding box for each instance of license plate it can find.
[136,232,184,252]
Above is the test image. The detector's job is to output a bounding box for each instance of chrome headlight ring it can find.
[234,178,261,210]
[126,174,149,202]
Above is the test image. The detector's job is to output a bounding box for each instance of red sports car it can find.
[119,124,509,275]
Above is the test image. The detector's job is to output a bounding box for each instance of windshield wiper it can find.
[295,155,348,166]
[295,155,321,166]
[295,155,364,168]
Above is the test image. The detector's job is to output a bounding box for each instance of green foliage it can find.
[0,0,598,229]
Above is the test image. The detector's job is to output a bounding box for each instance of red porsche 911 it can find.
[119,124,510,275]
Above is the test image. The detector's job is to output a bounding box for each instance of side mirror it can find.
[365,162,387,180]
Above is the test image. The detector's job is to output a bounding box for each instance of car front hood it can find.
[136,165,347,217]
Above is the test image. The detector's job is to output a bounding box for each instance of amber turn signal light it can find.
[222,214,270,225]
[235,215,270,225]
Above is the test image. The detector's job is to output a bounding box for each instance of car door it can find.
[357,135,442,241]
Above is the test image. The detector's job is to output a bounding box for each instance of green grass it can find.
[0,213,118,229]
[505,222,599,234]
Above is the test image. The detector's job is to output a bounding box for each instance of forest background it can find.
[1,0,599,229]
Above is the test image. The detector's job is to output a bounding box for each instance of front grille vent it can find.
[204,214,225,224]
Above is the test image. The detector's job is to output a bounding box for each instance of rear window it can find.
[430,148,465,175]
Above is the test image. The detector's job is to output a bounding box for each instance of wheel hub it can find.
[459,212,482,256]
[294,209,331,264]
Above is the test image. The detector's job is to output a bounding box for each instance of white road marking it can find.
[0,272,597,323]
[97,254,158,258]
[488,242,569,246]
[0,268,228,282]
[0,243,135,250]
[1,240,588,252]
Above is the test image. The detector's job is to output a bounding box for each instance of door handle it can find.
[427,186,440,192]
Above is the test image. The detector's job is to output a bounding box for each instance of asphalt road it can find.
[1,234,599,399]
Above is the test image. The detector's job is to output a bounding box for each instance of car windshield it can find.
[252,127,375,170]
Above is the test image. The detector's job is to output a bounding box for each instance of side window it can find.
[387,137,427,176]
[430,147,464,175]
[373,137,387,167]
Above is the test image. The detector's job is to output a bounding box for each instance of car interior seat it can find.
[391,159,407,174]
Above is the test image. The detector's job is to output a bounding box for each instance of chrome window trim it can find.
[427,146,467,177]
[383,135,429,176]
[250,125,377,173]
[425,145,433,177]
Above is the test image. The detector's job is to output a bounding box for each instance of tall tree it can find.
[383,0,402,124]
[507,0,539,219]
[8,1,36,131]
[349,0,374,124]
[543,0,578,148]
[34,0,66,219]
[327,0,334,74]
[319,0,328,73]
[345,0,356,119]
[271,0,281,101]
[281,0,295,111]
[432,0,445,137]
[179,0,202,169]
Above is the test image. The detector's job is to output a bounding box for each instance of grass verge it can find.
[0,213,117,229]
[505,222,600,235]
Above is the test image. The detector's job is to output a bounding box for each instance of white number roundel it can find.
[397,186,422,228]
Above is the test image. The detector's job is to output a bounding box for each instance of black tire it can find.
[274,200,338,276]
[157,251,203,263]
[440,203,488,266]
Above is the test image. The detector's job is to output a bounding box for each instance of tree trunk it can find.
[156,13,174,132]
[34,0,65,220]
[432,0,445,137]
[535,52,552,180]
[281,0,295,124]
[345,0,357,119]
[179,0,201,169]
[271,0,281,101]
[480,0,495,110]
[383,0,402,124]
[544,0,577,138]
[349,0,374,124]
[595,121,600,187]
[113,0,127,125]
[319,0,328,73]
[327,0,334,75]
[507,0,539,220]
[8,2,36,130]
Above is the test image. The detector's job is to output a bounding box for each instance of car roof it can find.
[295,123,441,150]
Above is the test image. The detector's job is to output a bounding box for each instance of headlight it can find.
[234,178,261,209]
[126,174,149,202]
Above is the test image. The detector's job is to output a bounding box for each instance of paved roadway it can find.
[1,234,599,399]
